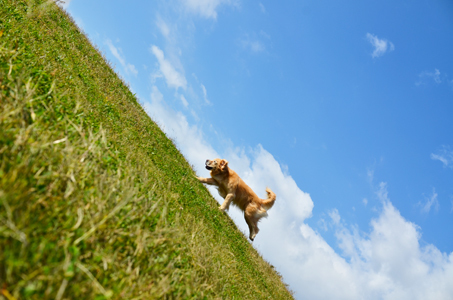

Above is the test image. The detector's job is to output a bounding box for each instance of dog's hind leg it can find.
[244,213,255,241]
[244,210,259,241]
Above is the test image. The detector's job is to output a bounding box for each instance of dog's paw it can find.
[218,206,226,212]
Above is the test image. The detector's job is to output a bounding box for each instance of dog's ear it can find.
[219,159,229,171]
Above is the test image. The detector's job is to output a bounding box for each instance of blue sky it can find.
[63,0,453,298]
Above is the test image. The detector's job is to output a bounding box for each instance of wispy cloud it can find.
[180,94,189,107]
[105,39,138,77]
[243,39,265,53]
[419,189,439,214]
[427,69,442,83]
[259,3,266,14]
[151,45,187,90]
[416,68,449,87]
[366,33,394,58]
[181,0,237,19]
[190,73,211,106]
[200,84,210,104]
[329,208,341,225]
[431,145,453,168]
[363,198,368,206]
[241,32,269,53]
[156,15,171,39]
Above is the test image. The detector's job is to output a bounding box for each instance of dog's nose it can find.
[205,159,209,164]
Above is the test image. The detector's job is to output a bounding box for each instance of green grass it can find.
[0,0,293,299]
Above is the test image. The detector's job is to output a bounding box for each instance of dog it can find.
[197,158,276,241]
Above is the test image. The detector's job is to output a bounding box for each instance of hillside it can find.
[0,0,293,299]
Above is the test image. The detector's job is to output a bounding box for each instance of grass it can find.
[0,0,293,299]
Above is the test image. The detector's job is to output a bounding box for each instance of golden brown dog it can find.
[197,158,276,241]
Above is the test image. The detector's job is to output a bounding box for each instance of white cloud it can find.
[143,85,453,300]
[431,146,453,168]
[363,198,368,206]
[417,69,443,86]
[156,15,171,39]
[190,74,212,106]
[200,84,210,104]
[366,33,395,58]
[181,0,236,19]
[318,218,328,231]
[239,31,270,54]
[419,189,440,214]
[151,45,187,90]
[431,69,442,83]
[431,153,450,166]
[259,3,266,14]
[105,39,138,77]
[241,35,266,53]
[180,94,189,107]
[329,208,341,225]
[311,183,453,300]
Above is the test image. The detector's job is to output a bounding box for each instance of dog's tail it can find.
[260,187,276,211]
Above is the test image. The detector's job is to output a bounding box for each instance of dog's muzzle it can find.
[205,159,213,170]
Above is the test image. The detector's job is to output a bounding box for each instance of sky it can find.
[61,0,453,299]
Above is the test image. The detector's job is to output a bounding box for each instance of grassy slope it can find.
[0,1,293,299]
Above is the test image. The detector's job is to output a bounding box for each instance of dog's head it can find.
[205,158,229,173]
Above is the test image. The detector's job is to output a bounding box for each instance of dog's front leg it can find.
[197,177,218,186]
[219,193,234,211]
